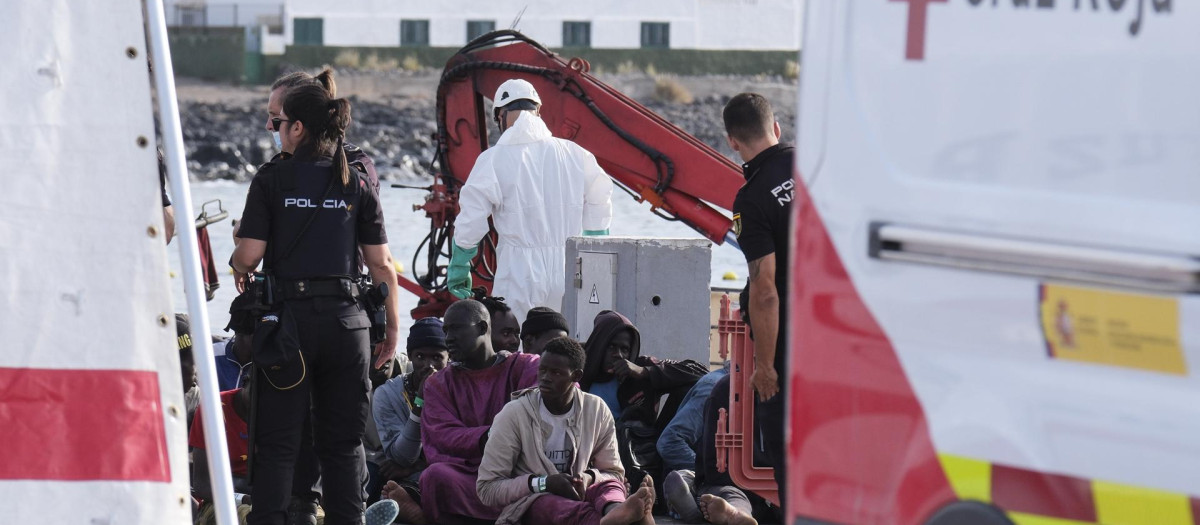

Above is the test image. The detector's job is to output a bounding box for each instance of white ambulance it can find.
[788,1,1199,524]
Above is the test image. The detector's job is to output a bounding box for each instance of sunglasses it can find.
[271,117,293,131]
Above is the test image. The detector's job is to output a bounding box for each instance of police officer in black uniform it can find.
[260,67,388,525]
[725,92,794,513]
[232,72,400,525]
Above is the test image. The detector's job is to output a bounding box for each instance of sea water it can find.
[168,180,747,337]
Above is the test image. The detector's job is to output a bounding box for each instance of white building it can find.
[165,0,286,30]
[283,0,802,50]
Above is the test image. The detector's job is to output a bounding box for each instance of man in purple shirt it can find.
[420,299,540,524]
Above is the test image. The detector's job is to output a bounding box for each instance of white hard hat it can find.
[493,79,542,110]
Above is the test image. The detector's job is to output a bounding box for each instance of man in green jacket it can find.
[477,337,656,525]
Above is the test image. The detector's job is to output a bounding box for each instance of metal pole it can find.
[144,1,238,525]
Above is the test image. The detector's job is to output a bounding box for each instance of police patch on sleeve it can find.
[732,213,742,238]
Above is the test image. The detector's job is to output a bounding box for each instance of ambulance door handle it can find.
[869,222,1200,294]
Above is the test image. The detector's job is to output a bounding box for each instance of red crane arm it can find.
[402,31,745,318]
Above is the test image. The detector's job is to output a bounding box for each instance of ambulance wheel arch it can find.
[924,502,1012,525]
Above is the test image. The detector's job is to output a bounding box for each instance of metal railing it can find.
[713,293,780,506]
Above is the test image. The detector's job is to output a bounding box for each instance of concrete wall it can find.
[322,15,398,47]
[591,19,640,49]
[285,0,802,50]
[693,0,802,50]
[280,45,459,70]
[262,31,287,54]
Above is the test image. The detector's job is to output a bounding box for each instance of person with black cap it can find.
[521,306,571,355]
[372,317,450,525]
[176,314,200,432]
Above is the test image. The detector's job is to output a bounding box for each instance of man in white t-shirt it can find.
[477,337,656,525]
[541,396,575,473]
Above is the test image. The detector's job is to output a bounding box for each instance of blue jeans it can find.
[656,367,729,473]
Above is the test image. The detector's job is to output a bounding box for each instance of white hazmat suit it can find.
[454,111,614,323]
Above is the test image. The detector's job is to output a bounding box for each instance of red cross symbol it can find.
[891,0,948,61]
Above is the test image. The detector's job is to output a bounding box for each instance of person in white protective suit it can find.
[446,78,614,324]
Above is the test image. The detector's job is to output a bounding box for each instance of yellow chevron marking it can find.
[937,453,1197,525]
[1009,512,1095,525]
[1093,481,1192,525]
[939,454,992,503]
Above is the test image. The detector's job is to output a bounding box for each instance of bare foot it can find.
[636,510,657,525]
[384,482,427,525]
[699,494,757,525]
[636,476,656,524]
[380,480,401,501]
[640,476,656,511]
[599,486,653,525]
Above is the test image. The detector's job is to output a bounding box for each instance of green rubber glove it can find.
[447,243,477,299]
[583,229,609,236]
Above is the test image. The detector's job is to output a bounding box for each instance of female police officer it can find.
[232,69,400,525]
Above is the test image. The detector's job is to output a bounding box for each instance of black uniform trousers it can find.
[755,345,788,513]
[249,297,371,525]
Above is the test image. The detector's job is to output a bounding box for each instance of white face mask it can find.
[271,130,282,151]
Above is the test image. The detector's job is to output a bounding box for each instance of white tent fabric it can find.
[0,1,190,522]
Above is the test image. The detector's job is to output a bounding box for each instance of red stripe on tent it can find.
[0,367,170,481]
[1190,497,1200,525]
[991,464,1096,522]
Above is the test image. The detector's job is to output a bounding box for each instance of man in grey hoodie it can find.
[477,337,656,525]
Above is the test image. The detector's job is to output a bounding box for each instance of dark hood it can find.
[581,310,641,391]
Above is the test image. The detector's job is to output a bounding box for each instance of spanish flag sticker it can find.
[1039,283,1185,375]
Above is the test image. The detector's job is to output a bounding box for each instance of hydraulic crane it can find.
[394,30,745,318]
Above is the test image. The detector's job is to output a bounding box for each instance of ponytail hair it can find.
[282,70,354,188]
[328,98,352,187]
[314,67,338,98]
[271,67,337,98]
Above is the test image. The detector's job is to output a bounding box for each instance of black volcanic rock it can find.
[176,87,793,182]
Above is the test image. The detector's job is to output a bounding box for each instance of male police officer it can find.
[725,93,794,511]
[445,79,614,324]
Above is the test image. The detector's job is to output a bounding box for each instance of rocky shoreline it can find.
[178,72,796,182]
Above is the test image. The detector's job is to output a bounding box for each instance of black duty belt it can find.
[276,278,359,301]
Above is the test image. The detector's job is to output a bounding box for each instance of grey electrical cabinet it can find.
[563,236,712,364]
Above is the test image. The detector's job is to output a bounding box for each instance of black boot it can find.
[286,496,318,525]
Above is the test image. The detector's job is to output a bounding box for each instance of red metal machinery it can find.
[715,294,781,506]
[397,30,744,318]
